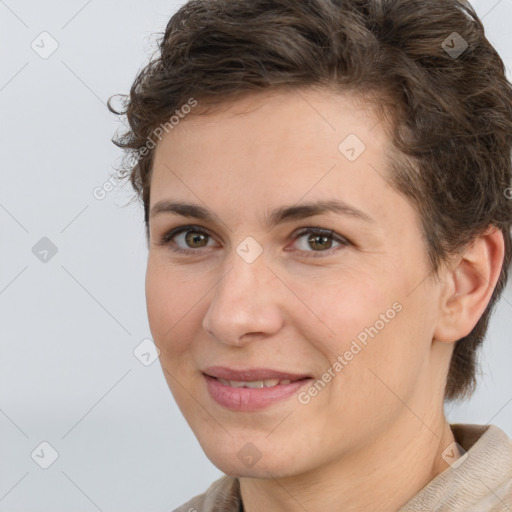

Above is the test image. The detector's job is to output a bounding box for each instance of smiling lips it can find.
[202,366,314,411]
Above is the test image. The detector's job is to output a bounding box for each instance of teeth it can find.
[217,378,294,388]
[243,380,265,388]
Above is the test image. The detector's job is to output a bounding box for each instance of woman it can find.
[109,0,512,510]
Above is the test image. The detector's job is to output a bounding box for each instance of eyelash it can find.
[158,225,350,258]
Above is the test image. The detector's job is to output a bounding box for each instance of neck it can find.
[239,411,458,512]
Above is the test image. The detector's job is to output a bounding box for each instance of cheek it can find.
[308,272,391,347]
[145,262,168,336]
[145,260,198,355]
[304,269,425,391]
[329,294,433,416]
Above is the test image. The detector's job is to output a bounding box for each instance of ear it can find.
[433,227,505,343]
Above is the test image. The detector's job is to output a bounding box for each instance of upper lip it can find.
[202,366,312,382]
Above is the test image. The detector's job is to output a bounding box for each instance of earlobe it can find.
[433,227,505,343]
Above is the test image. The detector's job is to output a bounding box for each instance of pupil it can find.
[186,231,207,247]
[310,234,331,250]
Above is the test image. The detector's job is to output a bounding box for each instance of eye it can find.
[158,225,218,255]
[158,225,350,257]
[288,227,349,257]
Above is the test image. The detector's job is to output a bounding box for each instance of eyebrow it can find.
[150,199,375,228]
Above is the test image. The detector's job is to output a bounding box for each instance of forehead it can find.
[161,88,385,155]
[149,88,408,232]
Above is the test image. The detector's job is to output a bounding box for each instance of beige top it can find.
[173,423,512,511]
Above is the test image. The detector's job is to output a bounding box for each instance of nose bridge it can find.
[202,241,283,344]
[215,234,270,303]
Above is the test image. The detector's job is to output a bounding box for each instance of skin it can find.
[145,87,504,512]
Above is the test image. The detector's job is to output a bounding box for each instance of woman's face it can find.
[146,88,448,477]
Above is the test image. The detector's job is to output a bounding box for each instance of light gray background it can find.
[1,1,511,510]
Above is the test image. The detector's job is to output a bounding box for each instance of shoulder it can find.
[172,475,241,512]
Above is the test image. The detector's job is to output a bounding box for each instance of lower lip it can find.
[203,374,313,412]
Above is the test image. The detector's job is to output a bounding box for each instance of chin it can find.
[200,439,300,479]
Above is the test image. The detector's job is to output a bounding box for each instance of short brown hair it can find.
[109,0,512,402]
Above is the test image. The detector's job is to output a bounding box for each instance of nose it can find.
[202,246,285,347]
